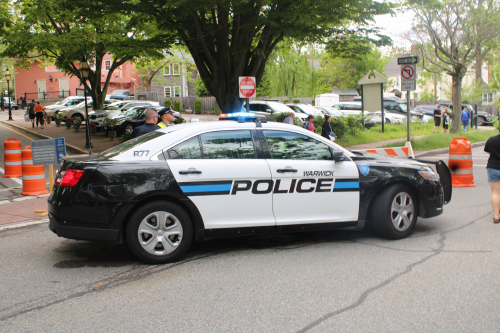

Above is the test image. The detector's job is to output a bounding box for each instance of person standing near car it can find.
[34,101,45,129]
[283,112,295,125]
[485,127,500,223]
[131,108,159,138]
[157,107,176,128]
[303,115,315,133]
[433,105,442,133]
[442,110,450,133]
[461,107,470,132]
[27,99,36,128]
[321,115,334,140]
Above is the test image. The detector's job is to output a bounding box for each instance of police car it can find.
[48,119,451,264]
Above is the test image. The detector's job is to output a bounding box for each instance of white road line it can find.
[0,166,23,185]
[0,218,49,231]
[0,186,22,192]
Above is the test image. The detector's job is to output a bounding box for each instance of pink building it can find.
[14,55,140,100]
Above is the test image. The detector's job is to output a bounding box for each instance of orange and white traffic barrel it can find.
[21,146,48,196]
[3,138,22,178]
[448,137,475,187]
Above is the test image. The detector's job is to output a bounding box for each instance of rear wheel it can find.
[126,201,193,264]
[476,116,485,126]
[72,114,84,123]
[370,184,417,239]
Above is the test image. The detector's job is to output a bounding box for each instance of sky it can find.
[372,2,415,47]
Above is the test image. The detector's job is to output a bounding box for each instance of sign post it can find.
[399,56,418,143]
[31,138,66,194]
[239,77,256,114]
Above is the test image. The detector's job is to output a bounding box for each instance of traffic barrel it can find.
[21,146,48,196]
[3,138,22,178]
[448,137,475,187]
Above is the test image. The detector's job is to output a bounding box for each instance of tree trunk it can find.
[475,52,484,82]
[450,74,463,133]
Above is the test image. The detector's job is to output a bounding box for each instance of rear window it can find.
[100,131,165,158]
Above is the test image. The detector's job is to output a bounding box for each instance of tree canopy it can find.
[2,0,175,110]
[137,0,393,112]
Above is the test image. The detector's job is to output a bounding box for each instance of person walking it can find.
[27,99,36,128]
[34,101,45,129]
[156,107,176,128]
[433,105,442,133]
[442,110,450,133]
[303,115,315,133]
[283,112,295,125]
[321,115,334,140]
[485,127,500,223]
[21,96,27,110]
[131,108,159,138]
[461,107,470,132]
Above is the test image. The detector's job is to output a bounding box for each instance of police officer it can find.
[157,107,176,128]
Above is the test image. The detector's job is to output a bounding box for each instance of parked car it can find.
[366,110,406,124]
[107,89,133,100]
[88,101,160,126]
[437,101,493,126]
[2,97,18,110]
[56,99,118,122]
[44,96,90,116]
[244,101,308,123]
[314,106,345,118]
[331,102,364,115]
[352,96,428,123]
[104,106,181,134]
[286,103,324,118]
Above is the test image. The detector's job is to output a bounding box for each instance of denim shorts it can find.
[487,168,500,183]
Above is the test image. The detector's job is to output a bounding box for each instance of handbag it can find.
[24,112,30,122]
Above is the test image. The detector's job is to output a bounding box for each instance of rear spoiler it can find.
[415,159,452,204]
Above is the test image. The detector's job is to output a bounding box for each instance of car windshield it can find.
[324,108,344,116]
[399,103,408,112]
[122,107,144,117]
[100,131,165,158]
[55,101,62,105]
[103,102,127,110]
[61,98,78,106]
[74,101,86,108]
[296,104,323,115]
[267,103,294,113]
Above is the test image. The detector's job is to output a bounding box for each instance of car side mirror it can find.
[266,108,272,112]
[332,150,345,162]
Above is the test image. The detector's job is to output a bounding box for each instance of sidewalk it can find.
[0,196,50,229]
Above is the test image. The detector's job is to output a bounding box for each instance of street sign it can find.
[31,139,57,166]
[398,56,419,65]
[401,80,416,91]
[239,77,256,98]
[55,138,67,164]
[401,65,415,80]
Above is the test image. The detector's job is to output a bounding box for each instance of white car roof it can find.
[107,121,355,161]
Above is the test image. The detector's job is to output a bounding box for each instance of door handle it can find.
[277,169,297,173]
[179,170,202,175]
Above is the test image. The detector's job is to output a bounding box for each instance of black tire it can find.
[370,184,417,239]
[477,117,485,126]
[72,113,84,123]
[385,118,390,124]
[126,201,193,264]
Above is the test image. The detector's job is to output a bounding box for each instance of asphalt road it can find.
[0,145,497,332]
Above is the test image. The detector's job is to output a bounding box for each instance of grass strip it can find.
[378,129,497,150]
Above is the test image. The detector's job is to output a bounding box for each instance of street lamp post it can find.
[79,60,92,153]
[5,68,13,121]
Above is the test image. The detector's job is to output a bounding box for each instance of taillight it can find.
[56,169,85,187]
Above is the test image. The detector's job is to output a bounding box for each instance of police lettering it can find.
[231,178,334,194]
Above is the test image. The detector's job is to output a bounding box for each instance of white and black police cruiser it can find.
[48,114,452,264]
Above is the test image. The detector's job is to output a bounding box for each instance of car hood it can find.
[351,154,427,169]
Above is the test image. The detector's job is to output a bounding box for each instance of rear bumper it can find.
[48,213,120,243]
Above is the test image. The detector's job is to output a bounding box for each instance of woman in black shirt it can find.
[485,127,500,223]
[321,115,333,140]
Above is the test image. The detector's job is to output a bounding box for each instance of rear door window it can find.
[200,130,256,159]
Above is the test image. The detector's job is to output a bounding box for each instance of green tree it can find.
[138,0,392,113]
[2,0,175,110]
[194,77,211,97]
[407,0,500,133]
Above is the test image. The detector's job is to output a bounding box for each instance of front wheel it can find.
[476,117,484,126]
[126,201,193,264]
[370,185,417,239]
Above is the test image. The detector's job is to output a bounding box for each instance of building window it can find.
[483,92,493,104]
[173,64,181,76]
[164,87,172,98]
[104,60,111,70]
[164,65,171,76]
[174,86,181,97]
[414,92,419,100]
[88,62,96,70]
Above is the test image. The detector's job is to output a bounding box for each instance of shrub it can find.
[173,100,181,112]
[313,115,325,134]
[345,114,364,135]
[119,131,132,143]
[329,117,349,139]
[311,99,315,106]
[283,99,289,103]
[292,99,300,104]
[194,100,202,114]
[164,99,172,107]
[175,116,186,124]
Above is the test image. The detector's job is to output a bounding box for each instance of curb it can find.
[0,121,88,154]
[415,141,486,157]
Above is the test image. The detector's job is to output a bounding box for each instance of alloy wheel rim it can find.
[137,211,183,256]
[390,192,414,231]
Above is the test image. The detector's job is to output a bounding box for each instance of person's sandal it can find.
[494,218,500,224]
